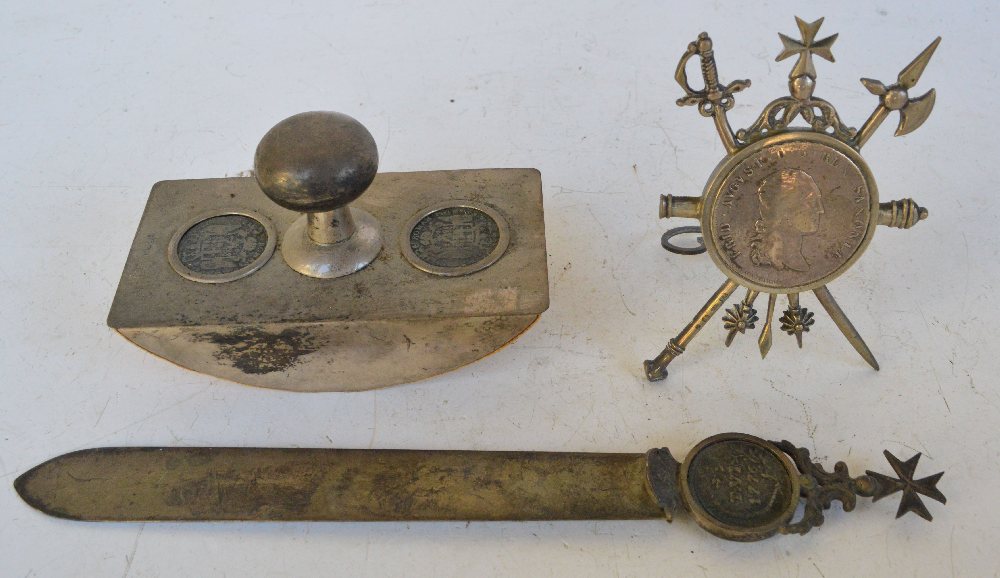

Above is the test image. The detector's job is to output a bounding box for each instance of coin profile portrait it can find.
[703,137,876,293]
[749,169,825,272]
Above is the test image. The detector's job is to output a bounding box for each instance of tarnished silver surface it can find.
[108,169,548,392]
[167,211,276,284]
[121,316,540,392]
[280,207,382,279]
[401,201,511,276]
[254,112,384,280]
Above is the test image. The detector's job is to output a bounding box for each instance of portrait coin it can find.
[702,134,877,293]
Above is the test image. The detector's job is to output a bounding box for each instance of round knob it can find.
[254,111,379,213]
[254,111,383,279]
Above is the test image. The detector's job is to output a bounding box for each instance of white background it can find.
[2,1,997,576]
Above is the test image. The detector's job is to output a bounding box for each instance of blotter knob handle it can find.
[254,111,383,278]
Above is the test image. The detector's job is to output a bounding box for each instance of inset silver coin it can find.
[168,211,276,283]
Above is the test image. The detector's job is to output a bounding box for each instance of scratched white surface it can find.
[1,1,998,576]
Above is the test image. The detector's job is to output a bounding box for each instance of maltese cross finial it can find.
[866,451,947,521]
[777,16,838,79]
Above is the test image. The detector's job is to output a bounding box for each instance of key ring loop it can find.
[661,226,706,255]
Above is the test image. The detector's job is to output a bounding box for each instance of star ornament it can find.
[777,16,838,79]
[867,451,946,521]
[722,302,759,346]
[779,306,815,347]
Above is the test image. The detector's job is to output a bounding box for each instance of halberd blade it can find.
[897,37,941,89]
[896,89,937,136]
[860,77,887,95]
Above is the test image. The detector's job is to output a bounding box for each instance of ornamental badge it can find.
[646,17,940,381]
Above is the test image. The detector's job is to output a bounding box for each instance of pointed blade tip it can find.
[860,78,887,95]
[13,448,127,521]
[864,347,881,370]
[13,466,59,519]
[13,468,32,502]
[899,36,942,88]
